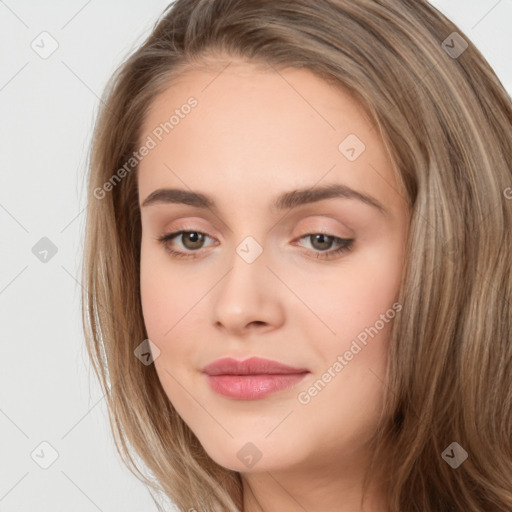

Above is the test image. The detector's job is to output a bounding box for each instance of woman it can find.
[82,1,512,510]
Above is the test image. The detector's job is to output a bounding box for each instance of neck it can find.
[241,451,388,512]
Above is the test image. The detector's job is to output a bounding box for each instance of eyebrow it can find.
[141,183,387,215]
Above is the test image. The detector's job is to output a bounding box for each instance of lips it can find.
[201,356,309,376]
[201,357,310,400]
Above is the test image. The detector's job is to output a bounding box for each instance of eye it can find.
[156,230,355,261]
[294,233,354,260]
[157,230,215,259]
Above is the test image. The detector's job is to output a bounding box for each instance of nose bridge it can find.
[234,234,266,266]
[219,233,269,303]
[211,231,283,331]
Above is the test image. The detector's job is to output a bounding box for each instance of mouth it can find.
[204,373,310,400]
[201,357,310,400]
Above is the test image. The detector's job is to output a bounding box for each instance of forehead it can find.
[137,63,400,213]
[141,62,375,143]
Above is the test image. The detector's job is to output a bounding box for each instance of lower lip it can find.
[205,373,309,400]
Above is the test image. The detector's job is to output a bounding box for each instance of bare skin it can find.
[137,59,410,512]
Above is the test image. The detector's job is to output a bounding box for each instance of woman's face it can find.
[138,61,410,476]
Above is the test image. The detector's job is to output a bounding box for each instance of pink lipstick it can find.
[201,357,310,400]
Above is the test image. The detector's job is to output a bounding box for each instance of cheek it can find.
[140,252,165,339]
[301,246,403,343]
[139,262,195,410]
[140,273,197,365]
[293,251,401,440]
[140,242,182,354]
[140,238,190,334]
[139,244,209,394]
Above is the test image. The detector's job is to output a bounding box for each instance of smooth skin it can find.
[138,59,410,512]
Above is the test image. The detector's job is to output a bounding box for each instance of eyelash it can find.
[156,228,355,261]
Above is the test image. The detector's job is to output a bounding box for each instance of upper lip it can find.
[201,357,310,376]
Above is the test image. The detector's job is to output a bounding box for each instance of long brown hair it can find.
[81,1,512,510]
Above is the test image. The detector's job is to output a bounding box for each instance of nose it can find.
[210,244,285,337]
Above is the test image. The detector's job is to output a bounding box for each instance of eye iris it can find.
[310,234,333,251]
[183,232,204,250]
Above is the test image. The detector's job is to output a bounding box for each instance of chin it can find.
[200,436,304,474]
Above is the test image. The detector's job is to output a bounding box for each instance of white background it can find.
[1,1,511,510]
